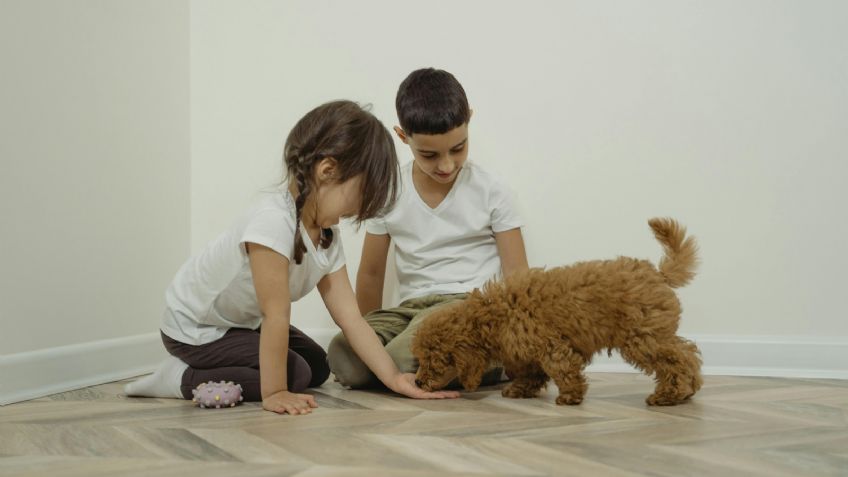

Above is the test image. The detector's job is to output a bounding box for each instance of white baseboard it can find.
[0,333,166,406]
[2,331,845,406]
[581,334,848,379]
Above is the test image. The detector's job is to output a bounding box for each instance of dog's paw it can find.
[645,392,690,406]
[555,394,583,405]
[501,382,541,399]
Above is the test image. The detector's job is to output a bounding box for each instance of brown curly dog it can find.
[412,218,702,406]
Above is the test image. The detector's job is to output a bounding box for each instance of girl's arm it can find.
[355,232,391,315]
[494,228,530,277]
[247,242,318,415]
[319,266,459,400]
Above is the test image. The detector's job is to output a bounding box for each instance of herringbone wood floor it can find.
[1,373,846,476]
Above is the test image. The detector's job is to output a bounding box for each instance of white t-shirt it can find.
[366,161,522,303]
[160,189,345,345]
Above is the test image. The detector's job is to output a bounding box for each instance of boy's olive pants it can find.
[327,293,503,388]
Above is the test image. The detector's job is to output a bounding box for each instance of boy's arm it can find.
[318,266,459,400]
[356,232,391,315]
[494,228,529,277]
[247,242,317,415]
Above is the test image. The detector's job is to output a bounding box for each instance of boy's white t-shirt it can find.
[160,189,345,345]
[367,161,522,303]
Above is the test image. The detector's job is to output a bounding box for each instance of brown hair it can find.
[284,100,399,264]
[396,68,470,135]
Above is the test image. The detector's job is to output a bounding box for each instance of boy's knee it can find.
[384,338,417,374]
[327,333,378,389]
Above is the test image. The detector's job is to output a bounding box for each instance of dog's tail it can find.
[648,217,699,288]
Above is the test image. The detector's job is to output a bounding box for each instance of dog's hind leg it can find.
[501,362,549,399]
[621,335,703,406]
[538,345,588,405]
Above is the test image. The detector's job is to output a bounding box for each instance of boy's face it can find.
[395,123,469,185]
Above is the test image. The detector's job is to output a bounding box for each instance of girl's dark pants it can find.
[162,326,329,402]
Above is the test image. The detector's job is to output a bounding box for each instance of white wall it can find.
[190,0,848,341]
[2,1,845,405]
[0,1,190,402]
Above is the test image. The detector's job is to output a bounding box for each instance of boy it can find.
[327,68,528,388]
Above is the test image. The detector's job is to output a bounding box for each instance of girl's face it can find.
[311,162,362,228]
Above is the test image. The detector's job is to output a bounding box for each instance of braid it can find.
[292,162,311,265]
[291,154,337,264]
[320,227,333,249]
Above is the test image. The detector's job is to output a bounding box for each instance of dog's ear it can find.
[454,345,487,392]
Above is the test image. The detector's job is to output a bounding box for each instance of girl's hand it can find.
[389,373,461,400]
[262,390,318,415]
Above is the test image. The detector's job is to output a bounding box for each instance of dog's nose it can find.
[414,379,423,387]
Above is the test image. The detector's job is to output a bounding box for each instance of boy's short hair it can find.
[396,68,470,135]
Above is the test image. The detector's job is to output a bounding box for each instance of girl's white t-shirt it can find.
[160,189,345,345]
[366,161,522,303]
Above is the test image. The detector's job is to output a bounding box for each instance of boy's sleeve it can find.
[489,180,524,233]
[240,208,296,260]
[365,216,389,235]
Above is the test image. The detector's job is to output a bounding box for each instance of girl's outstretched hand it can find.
[389,373,461,399]
[263,390,318,415]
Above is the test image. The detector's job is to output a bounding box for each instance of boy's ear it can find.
[393,126,410,144]
[315,157,338,182]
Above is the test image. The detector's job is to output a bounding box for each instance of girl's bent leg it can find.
[180,350,312,401]
[162,330,314,400]
[162,329,261,369]
[288,325,331,387]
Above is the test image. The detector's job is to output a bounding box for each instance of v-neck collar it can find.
[297,224,330,267]
[410,162,465,214]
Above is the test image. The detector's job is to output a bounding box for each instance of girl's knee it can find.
[287,350,313,393]
[309,357,331,387]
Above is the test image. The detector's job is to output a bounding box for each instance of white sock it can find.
[124,355,188,399]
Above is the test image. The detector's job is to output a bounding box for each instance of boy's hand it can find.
[262,390,318,415]
[389,373,461,400]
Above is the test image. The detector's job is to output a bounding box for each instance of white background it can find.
[191,1,848,338]
[2,1,846,401]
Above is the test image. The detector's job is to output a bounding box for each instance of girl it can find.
[125,100,458,415]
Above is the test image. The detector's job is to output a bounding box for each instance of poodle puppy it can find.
[412,218,702,406]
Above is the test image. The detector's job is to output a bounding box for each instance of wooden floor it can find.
[1,373,846,477]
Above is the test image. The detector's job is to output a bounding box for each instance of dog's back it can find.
[482,218,699,358]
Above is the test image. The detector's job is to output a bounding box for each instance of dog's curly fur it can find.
[412,218,702,406]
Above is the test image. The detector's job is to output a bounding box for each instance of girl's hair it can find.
[284,100,399,264]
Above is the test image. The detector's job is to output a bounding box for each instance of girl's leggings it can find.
[161,326,330,402]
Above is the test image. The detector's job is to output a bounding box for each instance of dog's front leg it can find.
[455,348,488,392]
[539,345,588,405]
[501,361,549,399]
